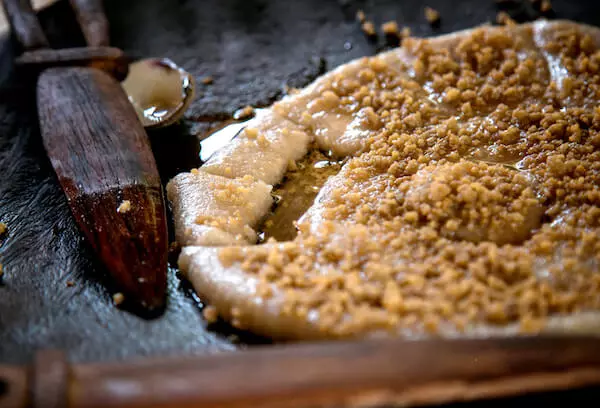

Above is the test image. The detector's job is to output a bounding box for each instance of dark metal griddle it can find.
[1,0,600,405]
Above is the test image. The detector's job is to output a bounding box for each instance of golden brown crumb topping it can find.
[112,292,125,306]
[117,200,131,214]
[233,105,255,120]
[382,21,400,36]
[541,0,552,13]
[496,11,516,26]
[424,7,441,25]
[356,10,366,24]
[361,21,377,37]
[401,161,544,245]
[219,23,600,338]
[202,305,219,323]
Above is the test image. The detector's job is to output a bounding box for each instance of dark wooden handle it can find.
[2,337,600,408]
[1,0,49,50]
[37,67,168,310]
[3,0,125,80]
[16,46,129,80]
[69,0,109,47]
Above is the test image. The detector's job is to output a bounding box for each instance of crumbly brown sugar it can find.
[496,11,515,26]
[112,292,125,306]
[117,200,131,213]
[356,10,366,24]
[233,105,255,120]
[361,21,377,38]
[202,305,219,323]
[216,23,600,338]
[382,21,400,36]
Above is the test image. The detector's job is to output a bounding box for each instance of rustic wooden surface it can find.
[16,46,128,79]
[64,337,600,408]
[37,66,168,310]
[3,337,600,408]
[1,0,600,405]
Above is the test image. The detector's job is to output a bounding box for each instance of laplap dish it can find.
[168,20,600,340]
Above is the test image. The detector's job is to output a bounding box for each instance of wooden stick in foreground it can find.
[1,336,600,408]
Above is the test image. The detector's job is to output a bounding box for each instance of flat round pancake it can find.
[171,20,600,340]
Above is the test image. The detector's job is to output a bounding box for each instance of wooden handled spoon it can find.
[2,0,168,310]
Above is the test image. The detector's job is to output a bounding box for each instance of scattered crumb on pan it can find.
[381,21,399,36]
[356,9,366,23]
[66,280,75,287]
[540,0,552,13]
[227,334,240,343]
[381,21,401,46]
[202,305,219,323]
[401,26,412,39]
[117,200,131,213]
[424,6,441,26]
[361,21,377,38]
[201,76,214,85]
[113,292,125,306]
[496,11,516,26]
[233,105,255,120]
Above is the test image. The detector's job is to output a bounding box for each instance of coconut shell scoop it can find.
[2,0,168,310]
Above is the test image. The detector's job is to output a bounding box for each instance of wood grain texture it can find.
[3,337,600,408]
[0,0,48,49]
[37,66,168,309]
[68,337,600,408]
[68,0,108,47]
[16,46,128,80]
